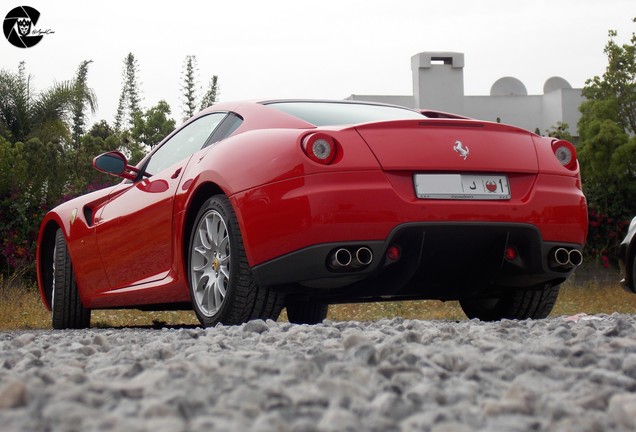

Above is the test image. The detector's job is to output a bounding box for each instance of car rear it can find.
[238,101,587,303]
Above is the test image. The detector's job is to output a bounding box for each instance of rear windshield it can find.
[264,101,424,126]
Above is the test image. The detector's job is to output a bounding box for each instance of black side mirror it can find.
[93,152,139,180]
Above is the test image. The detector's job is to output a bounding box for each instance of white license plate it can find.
[414,174,511,200]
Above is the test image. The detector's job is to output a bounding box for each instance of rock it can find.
[608,393,636,429]
[0,380,27,409]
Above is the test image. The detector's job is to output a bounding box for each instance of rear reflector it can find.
[504,246,518,261]
[386,245,401,261]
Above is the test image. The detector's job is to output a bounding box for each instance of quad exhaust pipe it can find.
[551,247,583,269]
[330,248,353,268]
[329,246,373,270]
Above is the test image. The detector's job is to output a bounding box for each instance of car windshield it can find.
[264,101,424,126]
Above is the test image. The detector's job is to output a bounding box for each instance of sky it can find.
[1,0,634,127]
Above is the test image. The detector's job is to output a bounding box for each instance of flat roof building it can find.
[346,52,583,137]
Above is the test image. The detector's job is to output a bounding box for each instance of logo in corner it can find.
[3,6,53,48]
[453,140,469,160]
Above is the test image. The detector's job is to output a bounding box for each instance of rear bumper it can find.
[233,169,587,269]
[251,222,582,302]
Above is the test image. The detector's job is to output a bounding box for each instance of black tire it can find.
[188,195,284,327]
[52,229,91,329]
[459,283,560,321]
[286,301,329,324]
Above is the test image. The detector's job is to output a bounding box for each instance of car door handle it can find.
[171,168,182,179]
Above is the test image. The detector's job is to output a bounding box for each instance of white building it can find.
[346,52,583,137]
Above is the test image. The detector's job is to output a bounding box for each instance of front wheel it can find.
[188,195,284,327]
[459,283,560,321]
[52,229,91,329]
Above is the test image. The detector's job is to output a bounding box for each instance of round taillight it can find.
[551,140,577,170]
[302,133,337,164]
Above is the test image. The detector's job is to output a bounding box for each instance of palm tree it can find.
[0,61,97,146]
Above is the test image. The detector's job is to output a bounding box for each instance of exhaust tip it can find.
[550,247,583,270]
[330,248,352,268]
[554,248,570,266]
[355,247,373,266]
[569,249,583,267]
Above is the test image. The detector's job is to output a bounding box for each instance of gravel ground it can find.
[1,314,636,431]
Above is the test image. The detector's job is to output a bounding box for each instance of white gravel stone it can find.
[0,314,635,431]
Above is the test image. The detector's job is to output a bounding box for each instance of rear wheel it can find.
[286,301,329,324]
[459,283,560,321]
[52,229,91,329]
[188,195,284,327]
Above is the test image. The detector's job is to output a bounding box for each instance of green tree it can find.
[114,53,142,131]
[0,61,76,144]
[181,55,199,121]
[0,61,103,272]
[131,100,176,151]
[200,75,219,110]
[582,19,636,134]
[88,119,114,140]
[70,60,98,149]
[577,19,636,259]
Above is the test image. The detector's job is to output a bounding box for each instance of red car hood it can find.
[353,119,538,173]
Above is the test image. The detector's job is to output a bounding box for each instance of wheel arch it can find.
[182,182,226,270]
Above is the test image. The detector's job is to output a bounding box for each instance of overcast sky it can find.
[1,0,634,126]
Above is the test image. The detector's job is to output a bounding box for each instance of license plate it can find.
[414,174,511,200]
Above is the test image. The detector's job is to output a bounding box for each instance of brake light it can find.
[551,140,577,171]
[302,133,337,165]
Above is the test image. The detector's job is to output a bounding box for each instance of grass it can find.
[1,274,635,331]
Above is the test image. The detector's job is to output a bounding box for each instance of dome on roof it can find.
[490,77,528,96]
[543,76,572,93]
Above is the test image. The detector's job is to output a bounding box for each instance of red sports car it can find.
[36,100,587,328]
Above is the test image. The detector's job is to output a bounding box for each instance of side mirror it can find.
[93,151,139,181]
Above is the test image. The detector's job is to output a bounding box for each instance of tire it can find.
[286,301,329,325]
[52,229,91,329]
[459,283,560,321]
[188,195,284,327]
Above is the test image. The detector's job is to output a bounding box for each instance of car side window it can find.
[204,113,243,147]
[144,112,227,176]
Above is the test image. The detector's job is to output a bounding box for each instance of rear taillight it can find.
[551,139,577,171]
[302,133,337,164]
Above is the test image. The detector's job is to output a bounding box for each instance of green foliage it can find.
[114,53,142,131]
[200,75,219,110]
[181,55,199,121]
[0,137,65,270]
[181,55,221,116]
[131,100,176,149]
[545,121,574,142]
[582,21,636,134]
[0,62,75,144]
[0,61,118,274]
[70,60,98,149]
[578,19,636,260]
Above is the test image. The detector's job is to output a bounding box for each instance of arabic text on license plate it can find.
[414,174,511,200]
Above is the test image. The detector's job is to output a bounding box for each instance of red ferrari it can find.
[36,100,587,328]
